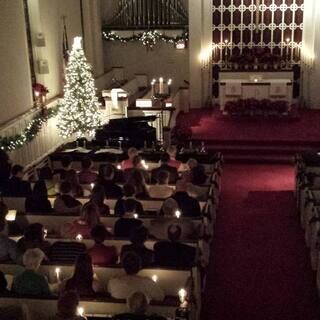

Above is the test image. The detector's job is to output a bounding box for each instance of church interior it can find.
[0,0,320,319]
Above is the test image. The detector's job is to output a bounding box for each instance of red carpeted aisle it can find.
[202,164,320,320]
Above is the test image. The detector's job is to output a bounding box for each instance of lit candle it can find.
[175,210,182,219]
[55,267,61,282]
[77,307,85,317]
[224,39,229,59]
[76,234,83,241]
[167,79,172,96]
[178,288,187,304]
[90,183,95,190]
[151,79,156,96]
[286,38,290,59]
[133,213,139,219]
[116,164,121,170]
[44,229,48,239]
[34,91,40,98]
[159,77,164,94]
[5,210,17,222]
[141,160,148,170]
[152,275,158,282]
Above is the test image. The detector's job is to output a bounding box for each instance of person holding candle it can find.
[108,252,164,301]
[78,157,97,185]
[84,184,110,216]
[60,253,101,297]
[113,292,166,320]
[12,248,51,297]
[121,147,139,170]
[167,145,182,169]
[54,182,82,215]
[148,170,174,199]
[51,290,86,320]
[87,225,117,267]
[153,225,196,268]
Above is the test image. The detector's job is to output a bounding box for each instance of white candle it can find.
[133,213,139,219]
[55,267,61,282]
[178,288,187,303]
[224,40,229,59]
[168,79,172,96]
[77,307,84,317]
[117,164,121,170]
[159,77,164,94]
[286,38,290,59]
[152,275,158,282]
[76,234,83,241]
[90,183,95,190]
[175,210,182,219]
[151,79,156,96]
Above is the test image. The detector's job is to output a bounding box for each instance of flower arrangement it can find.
[225,98,289,116]
[228,48,283,70]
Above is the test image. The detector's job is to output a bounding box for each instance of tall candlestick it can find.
[159,77,164,94]
[286,38,290,60]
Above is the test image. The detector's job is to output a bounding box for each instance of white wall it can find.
[103,41,189,87]
[302,0,320,108]
[28,0,83,99]
[0,0,33,125]
[101,0,189,87]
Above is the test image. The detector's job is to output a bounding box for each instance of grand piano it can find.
[95,116,157,148]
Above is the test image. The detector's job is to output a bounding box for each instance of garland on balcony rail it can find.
[102,29,188,48]
[0,106,59,152]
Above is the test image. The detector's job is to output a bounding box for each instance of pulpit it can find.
[102,88,128,121]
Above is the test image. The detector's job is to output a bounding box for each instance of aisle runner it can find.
[202,164,320,320]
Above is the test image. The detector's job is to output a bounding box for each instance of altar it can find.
[219,71,294,112]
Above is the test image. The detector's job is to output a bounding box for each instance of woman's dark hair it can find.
[24,223,44,242]
[39,166,53,180]
[191,165,207,185]
[90,184,105,207]
[123,184,135,197]
[0,271,8,292]
[67,253,94,294]
[130,226,148,245]
[91,224,110,244]
[127,170,148,196]
[32,180,48,198]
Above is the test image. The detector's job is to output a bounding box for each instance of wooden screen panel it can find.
[212,0,304,62]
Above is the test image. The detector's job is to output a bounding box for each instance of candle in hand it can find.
[76,234,83,241]
[179,288,187,303]
[55,267,61,282]
[152,275,158,282]
[175,210,182,219]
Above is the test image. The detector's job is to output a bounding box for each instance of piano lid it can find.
[108,116,157,125]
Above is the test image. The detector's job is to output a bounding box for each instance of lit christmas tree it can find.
[57,37,102,138]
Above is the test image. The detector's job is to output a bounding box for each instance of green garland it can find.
[102,29,188,48]
[0,106,59,152]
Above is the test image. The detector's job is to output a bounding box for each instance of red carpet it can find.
[202,164,320,320]
[176,109,320,147]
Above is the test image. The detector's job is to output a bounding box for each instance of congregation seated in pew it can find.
[53,155,73,181]
[127,169,150,199]
[120,226,154,268]
[121,147,139,170]
[107,252,165,301]
[148,171,173,199]
[154,225,196,268]
[114,199,143,238]
[151,199,196,240]
[151,153,179,185]
[54,182,82,215]
[25,180,53,213]
[125,156,150,185]
[3,165,32,197]
[88,225,118,267]
[12,248,51,297]
[87,184,111,216]
[17,223,51,256]
[98,164,123,199]
[113,291,166,320]
[78,157,98,185]
[114,184,144,216]
[0,203,20,263]
[167,145,182,170]
[65,170,84,198]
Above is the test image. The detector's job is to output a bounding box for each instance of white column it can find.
[82,0,104,77]
[188,0,212,109]
[189,0,203,108]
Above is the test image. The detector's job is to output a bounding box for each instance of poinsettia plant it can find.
[32,83,49,95]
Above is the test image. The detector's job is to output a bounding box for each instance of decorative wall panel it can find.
[212,0,304,63]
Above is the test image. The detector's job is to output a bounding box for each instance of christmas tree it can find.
[57,37,102,138]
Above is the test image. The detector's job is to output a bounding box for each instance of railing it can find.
[0,100,62,168]
[107,0,188,29]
